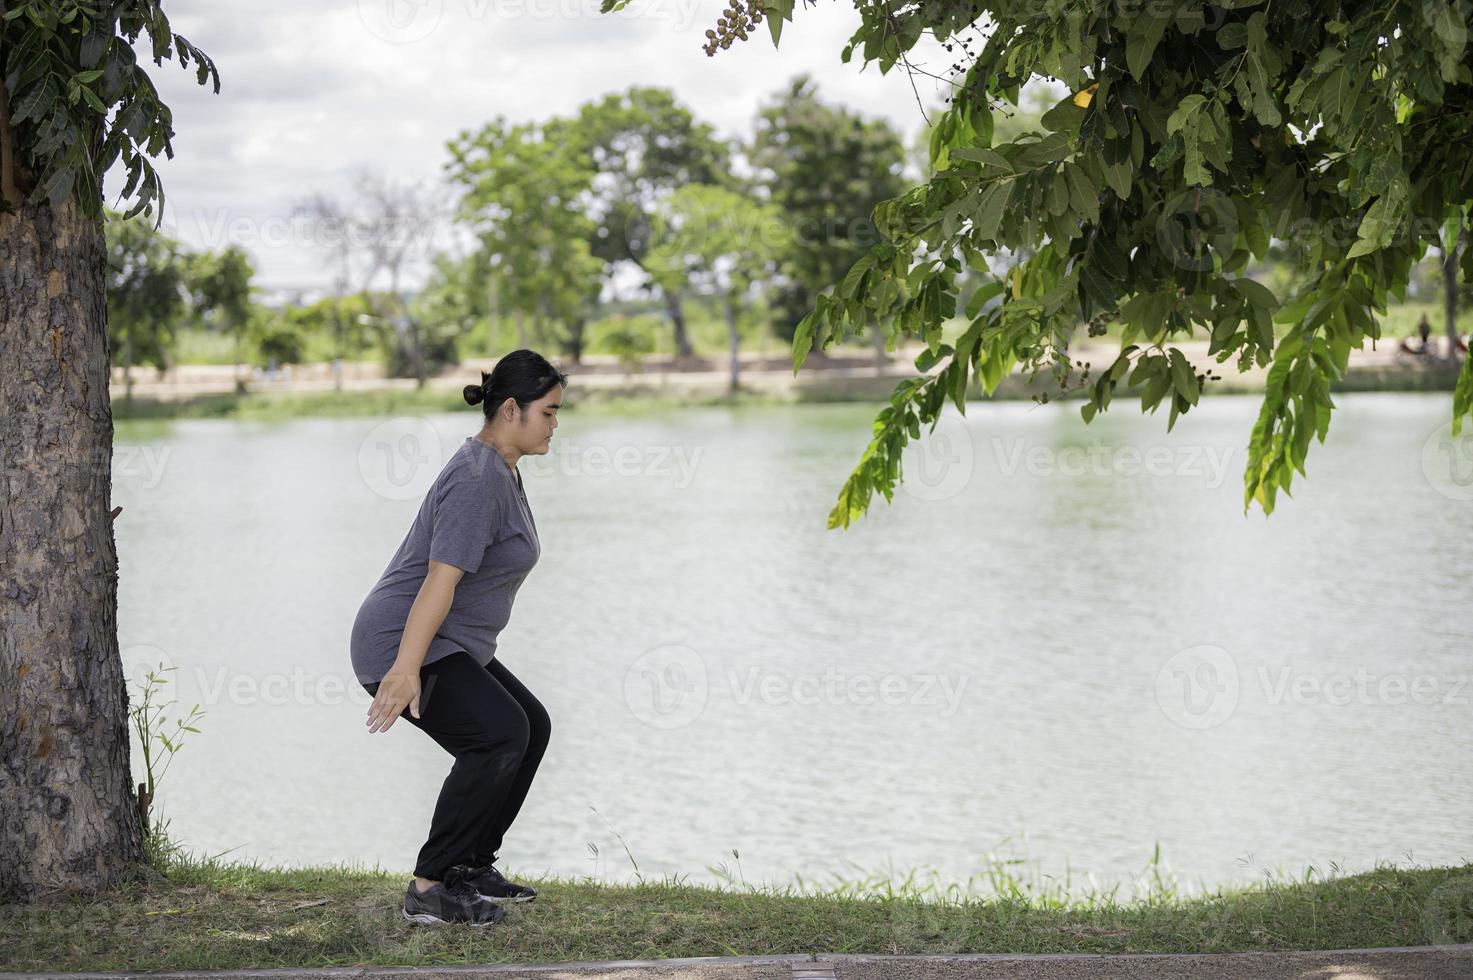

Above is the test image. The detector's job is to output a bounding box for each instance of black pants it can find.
[362,651,551,881]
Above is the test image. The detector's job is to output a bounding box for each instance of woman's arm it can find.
[393,559,465,672]
[367,560,466,732]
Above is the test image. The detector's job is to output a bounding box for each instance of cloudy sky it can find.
[117,0,964,296]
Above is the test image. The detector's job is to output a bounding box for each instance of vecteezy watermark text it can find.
[622,644,970,729]
[1155,644,1470,729]
[993,438,1237,487]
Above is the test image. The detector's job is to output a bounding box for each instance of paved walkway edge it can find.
[4,944,1472,979]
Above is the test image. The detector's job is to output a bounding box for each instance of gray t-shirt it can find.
[350,435,540,686]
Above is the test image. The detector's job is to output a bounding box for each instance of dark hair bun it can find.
[463,385,484,406]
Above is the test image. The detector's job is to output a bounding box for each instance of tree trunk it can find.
[0,193,148,901]
[566,318,585,365]
[1445,219,1463,363]
[233,324,246,394]
[871,318,889,374]
[663,287,693,359]
[331,300,344,392]
[123,332,134,406]
[407,314,425,389]
[724,293,741,394]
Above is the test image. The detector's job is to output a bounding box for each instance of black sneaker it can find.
[402,865,507,926]
[463,862,538,903]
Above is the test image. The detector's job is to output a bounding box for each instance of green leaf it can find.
[1217,23,1248,49]
[1127,12,1172,81]
[915,343,954,372]
[792,308,817,374]
[1235,277,1278,310]
[1166,95,1208,135]
[11,81,54,125]
[1047,169,1070,216]
[838,251,876,298]
[80,85,106,114]
[950,147,1012,171]
[1040,99,1086,134]
[968,180,1012,241]
[1168,347,1199,405]
[1064,165,1099,223]
[1141,370,1172,412]
[764,0,793,46]
[38,163,75,209]
[1453,345,1473,438]
[965,281,1003,318]
[1101,156,1133,200]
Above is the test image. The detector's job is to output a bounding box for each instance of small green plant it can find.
[128,663,206,871]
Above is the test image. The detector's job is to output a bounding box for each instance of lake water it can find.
[113,391,1473,898]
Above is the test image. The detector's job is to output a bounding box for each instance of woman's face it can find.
[507,386,561,455]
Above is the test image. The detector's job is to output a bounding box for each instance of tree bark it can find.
[0,193,148,900]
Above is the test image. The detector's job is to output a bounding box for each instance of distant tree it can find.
[355,173,448,385]
[748,73,908,366]
[294,193,360,390]
[557,87,736,358]
[249,307,306,369]
[185,246,255,393]
[447,116,604,363]
[104,210,189,405]
[645,184,787,391]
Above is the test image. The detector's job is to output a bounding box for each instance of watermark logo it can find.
[1156,186,1238,274]
[1420,419,1473,501]
[1422,875,1473,944]
[1155,644,1239,730]
[623,643,709,730]
[900,414,975,501]
[358,0,444,43]
[113,444,171,490]
[358,416,443,500]
[357,0,706,42]
[121,643,178,700]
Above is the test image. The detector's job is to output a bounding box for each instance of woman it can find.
[351,348,567,927]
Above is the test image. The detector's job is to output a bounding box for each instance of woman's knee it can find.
[527,698,551,744]
[458,702,530,759]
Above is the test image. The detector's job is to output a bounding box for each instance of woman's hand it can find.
[367,664,422,733]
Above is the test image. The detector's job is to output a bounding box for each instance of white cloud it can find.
[115,0,962,293]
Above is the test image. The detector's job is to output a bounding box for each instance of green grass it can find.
[3,824,1469,973]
